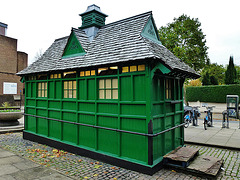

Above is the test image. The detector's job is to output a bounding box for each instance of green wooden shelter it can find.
[18,5,200,174]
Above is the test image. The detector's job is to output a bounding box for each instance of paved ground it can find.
[0,114,239,179]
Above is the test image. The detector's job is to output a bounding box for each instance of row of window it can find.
[37,78,173,100]
[27,65,146,80]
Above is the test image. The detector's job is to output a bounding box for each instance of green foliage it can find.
[201,71,211,85]
[210,75,218,85]
[225,56,237,84]
[2,102,11,108]
[0,109,21,112]
[185,84,240,103]
[158,14,209,71]
[201,63,225,84]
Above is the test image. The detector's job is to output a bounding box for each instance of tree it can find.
[210,75,218,85]
[202,71,211,85]
[158,14,209,71]
[201,63,225,84]
[225,56,237,84]
[34,49,44,61]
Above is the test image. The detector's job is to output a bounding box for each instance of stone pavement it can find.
[184,114,240,150]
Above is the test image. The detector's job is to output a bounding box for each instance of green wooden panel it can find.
[175,114,182,124]
[32,83,36,97]
[121,133,147,163]
[49,121,61,139]
[49,81,55,98]
[165,116,173,129]
[165,131,173,153]
[98,129,118,155]
[152,77,164,101]
[152,117,164,133]
[36,109,47,117]
[26,116,36,132]
[174,127,182,147]
[62,123,77,143]
[121,104,146,116]
[26,83,31,97]
[26,99,35,107]
[79,126,95,148]
[98,116,118,129]
[55,81,62,99]
[120,76,131,101]
[78,79,86,100]
[121,118,146,133]
[175,103,182,111]
[133,75,146,101]
[37,117,48,136]
[153,134,164,162]
[49,110,60,119]
[36,100,47,108]
[98,103,118,114]
[87,79,95,100]
[78,102,95,112]
[62,101,76,111]
[152,104,163,116]
[62,112,76,122]
[26,107,35,115]
[78,114,95,125]
[49,101,61,109]
[165,103,173,114]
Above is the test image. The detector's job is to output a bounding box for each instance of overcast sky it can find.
[1,0,239,66]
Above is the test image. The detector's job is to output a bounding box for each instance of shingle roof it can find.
[17,11,200,78]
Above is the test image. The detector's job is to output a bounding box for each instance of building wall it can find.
[0,35,27,105]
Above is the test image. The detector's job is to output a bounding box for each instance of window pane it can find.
[112,79,118,88]
[85,71,90,76]
[138,65,145,71]
[130,66,137,72]
[64,81,68,89]
[99,90,105,99]
[69,90,73,98]
[45,82,47,90]
[73,81,76,89]
[122,66,129,73]
[98,67,108,75]
[45,90,47,97]
[50,74,53,79]
[99,79,105,89]
[106,79,111,88]
[112,90,118,99]
[91,70,95,76]
[38,83,41,90]
[54,74,58,78]
[73,90,76,98]
[106,90,111,99]
[64,90,68,98]
[42,90,44,97]
[58,74,61,78]
[38,91,41,97]
[69,81,72,89]
[80,71,84,77]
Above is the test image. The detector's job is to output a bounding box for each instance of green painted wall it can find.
[24,62,184,167]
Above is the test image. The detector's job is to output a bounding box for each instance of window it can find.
[64,81,76,98]
[99,79,118,99]
[122,65,145,73]
[63,71,76,78]
[50,73,61,79]
[28,76,36,80]
[98,66,118,76]
[38,82,47,97]
[80,70,95,77]
[165,79,173,99]
[37,74,47,80]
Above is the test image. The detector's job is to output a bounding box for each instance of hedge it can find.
[185,84,240,103]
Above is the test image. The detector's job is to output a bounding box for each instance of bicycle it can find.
[184,105,200,128]
[203,105,215,130]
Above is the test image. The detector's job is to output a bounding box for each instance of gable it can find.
[141,17,162,45]
[62,31,86,59]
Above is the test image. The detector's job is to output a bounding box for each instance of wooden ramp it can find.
[163,146,223,178]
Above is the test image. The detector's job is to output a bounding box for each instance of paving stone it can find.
[0,164,19,176]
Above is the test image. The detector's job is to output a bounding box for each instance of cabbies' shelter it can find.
[18,5,200,174]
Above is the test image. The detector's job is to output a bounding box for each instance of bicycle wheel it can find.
[204,118,207,130]
[184,115,189,128]
[207,115,211,127]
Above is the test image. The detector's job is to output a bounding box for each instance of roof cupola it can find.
[79,4,108,41]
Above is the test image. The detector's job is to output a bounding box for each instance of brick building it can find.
[0,22,28,106]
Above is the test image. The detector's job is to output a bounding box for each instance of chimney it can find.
[79,4,108,41]
[0,22,8,36]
